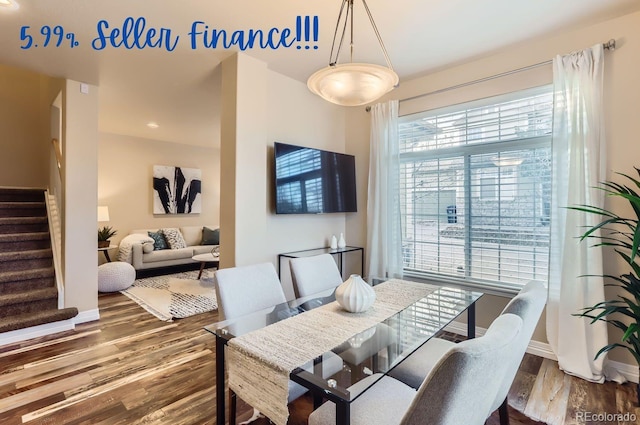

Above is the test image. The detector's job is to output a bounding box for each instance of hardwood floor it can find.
[0,292,637,424]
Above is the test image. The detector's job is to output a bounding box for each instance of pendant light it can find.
[307,0,399,107]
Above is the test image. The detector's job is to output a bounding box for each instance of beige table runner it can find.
[227,279,438,425]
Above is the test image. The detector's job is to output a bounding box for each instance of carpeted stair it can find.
[0,188,78,333]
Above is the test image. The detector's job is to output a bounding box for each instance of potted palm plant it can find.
[572,168,640,405]
[98,226,117,248]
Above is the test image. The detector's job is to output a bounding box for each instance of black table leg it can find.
[230,390,237,425]
[312,357,323,409]
[103,250,111,262]
[336,400,350,425]
[216,335,226,425]
[498,397,510,425]
[468,303,476,339]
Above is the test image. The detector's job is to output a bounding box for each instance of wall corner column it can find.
[219,53,269,268]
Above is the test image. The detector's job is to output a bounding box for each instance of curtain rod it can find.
[365,39,616,112]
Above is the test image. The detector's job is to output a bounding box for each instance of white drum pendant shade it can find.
[307,63,399,107]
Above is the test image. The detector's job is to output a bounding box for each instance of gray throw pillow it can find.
[148,230,168,250]
[202,227,220,245]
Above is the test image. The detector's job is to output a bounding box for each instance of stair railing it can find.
[51,138,62,176]
[47,138,65,309]
[45,191,64,309]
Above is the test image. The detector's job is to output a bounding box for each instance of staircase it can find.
[0,188,77,333]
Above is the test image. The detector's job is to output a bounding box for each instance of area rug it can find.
[121,270,217,321]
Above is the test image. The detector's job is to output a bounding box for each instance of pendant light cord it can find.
[349,0,354,63]
[329,0,349,66]
[361,0,394,70]
[328,0,395,70]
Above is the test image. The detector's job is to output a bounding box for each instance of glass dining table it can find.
[205,279,483,425]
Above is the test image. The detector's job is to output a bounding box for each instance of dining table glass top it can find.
[205,279,483,404]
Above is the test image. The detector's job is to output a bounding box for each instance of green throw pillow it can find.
[148,230,168,250]
[201,227,220,245]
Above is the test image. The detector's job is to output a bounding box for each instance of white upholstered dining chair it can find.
[308,313,525,425]
[213,262,343,419]
[388,280,547,425]
[214,262,286,321]
[289,253,343,298]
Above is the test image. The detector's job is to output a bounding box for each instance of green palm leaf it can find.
[573,170,640,371]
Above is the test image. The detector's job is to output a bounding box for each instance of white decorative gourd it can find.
[335,274,376,313]
[337,233,346,249]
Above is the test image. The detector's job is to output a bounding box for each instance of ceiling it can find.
[1,0,639,147]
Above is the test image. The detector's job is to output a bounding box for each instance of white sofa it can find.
[119,226,219,271]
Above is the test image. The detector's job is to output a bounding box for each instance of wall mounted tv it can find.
[274,142,357,214]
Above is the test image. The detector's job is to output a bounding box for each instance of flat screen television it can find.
[274,142,357,214]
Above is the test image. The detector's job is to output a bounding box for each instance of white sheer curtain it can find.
[547,43,609,383]
[366,100,403,279]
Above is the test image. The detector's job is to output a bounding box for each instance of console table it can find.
[278,246,364,280]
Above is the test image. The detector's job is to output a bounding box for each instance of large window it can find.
[399,86,552,289]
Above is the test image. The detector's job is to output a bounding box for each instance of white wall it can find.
[347,10,640,367]
[98,133,220,251]
[219,53,270,269]
[219,53,350,299]
[0,64,52,188]
[344,107,371,261]
[266,71,350,299]
[62,80,99,314]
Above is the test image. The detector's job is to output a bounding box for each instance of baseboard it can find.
[0,319,75,347]
[606,360,639,383]
[444,321,638,383]
[73,309,100,324]
[528,340,556,359]
[443,320,484,338]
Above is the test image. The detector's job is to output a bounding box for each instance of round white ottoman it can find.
[98,262,136,292]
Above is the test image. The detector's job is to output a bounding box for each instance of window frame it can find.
[398,86,553,294]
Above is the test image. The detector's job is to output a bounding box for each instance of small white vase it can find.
[330,235,338,250]
[337,233,346,249]
[335,274,376,313]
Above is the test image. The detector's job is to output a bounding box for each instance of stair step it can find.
[0,217,48,234]
[0,288,58,308]
[0,249,53,273]
[0,307,78,333]
[0,267,54,283]
[0,188,45,203]
[0,202,46,218]
[0,267,55,284]
[0,292,57,319]
[0,232,50,252]
[0,267,55,295]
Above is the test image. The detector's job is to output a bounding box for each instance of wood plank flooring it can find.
[0,292,637,424]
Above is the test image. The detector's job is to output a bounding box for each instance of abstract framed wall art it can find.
[153,165,202,214]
